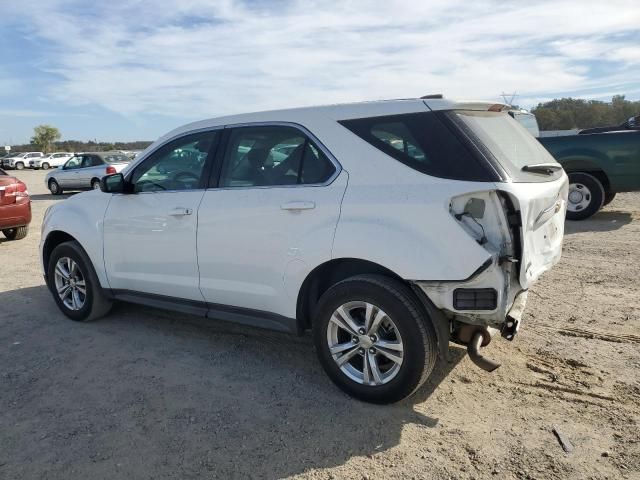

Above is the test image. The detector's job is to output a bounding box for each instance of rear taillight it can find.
[106,166,116,175]
[450,191,512,253]
[2,181,29,201]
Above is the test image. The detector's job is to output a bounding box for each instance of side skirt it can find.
[110,290,297,334]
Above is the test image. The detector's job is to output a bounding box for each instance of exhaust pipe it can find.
[467,332,501,372]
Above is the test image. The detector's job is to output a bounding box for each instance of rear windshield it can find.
[452,111,561,182]
[339,112,496,182]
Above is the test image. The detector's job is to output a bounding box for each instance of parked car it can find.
[30,152,73,170]
[578,115,639,135]
[0,167,31,240]
[510,112,640,220]
[40,98,567,403]
[2,152,44,170]
[538,128,640,220]
[44,152,131,194]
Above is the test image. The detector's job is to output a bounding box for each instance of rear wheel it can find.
[2,226,28,240]
[49,179,63,195]
[47,241,112,321]
[313,274,437,404]
[566,172,605,221]
[41,162,50,170]
[91,178,101,190]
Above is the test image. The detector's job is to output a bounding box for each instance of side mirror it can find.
[101,173,129,193]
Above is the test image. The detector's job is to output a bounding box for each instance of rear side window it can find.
[339,112,495,181]
[219,126,336,187]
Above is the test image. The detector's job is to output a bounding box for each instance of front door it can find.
[58,156,83,187]
[103,130,220,300]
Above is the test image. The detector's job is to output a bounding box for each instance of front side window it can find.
[131,131,218,192]
[219,126,335,187]
[64,156,82,169]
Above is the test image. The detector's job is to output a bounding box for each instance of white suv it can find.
[2,152,43,170]
[40,98,567,403]
[30,152,73,170]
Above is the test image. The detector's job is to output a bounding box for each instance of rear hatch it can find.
[449,109,568,288]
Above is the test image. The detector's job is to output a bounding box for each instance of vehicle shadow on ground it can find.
[565,210,632,235]
[28,192,77,201]
[0,285,465,479]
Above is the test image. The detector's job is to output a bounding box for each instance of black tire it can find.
[603,191,616,207]
[41,162,50,170]
[91,178,101,190]
[49,179,63,195]
[566,172,605,221]
[2,226,28,240]
[313,274,437,404]
[46,241,112,322]
[15,162,25,170]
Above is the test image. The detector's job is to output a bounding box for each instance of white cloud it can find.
[4,0,640,120]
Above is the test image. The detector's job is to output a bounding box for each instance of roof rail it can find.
[420,94,444,99]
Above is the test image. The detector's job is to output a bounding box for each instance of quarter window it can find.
[219,126,335,187]
[339,112,494,181]
[131,131,218,192]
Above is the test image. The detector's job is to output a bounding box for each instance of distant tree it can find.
[31,125,61,153]
[532,95,640,131]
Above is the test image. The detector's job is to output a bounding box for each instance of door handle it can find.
[169,207,193,216]
[280,201,315,211]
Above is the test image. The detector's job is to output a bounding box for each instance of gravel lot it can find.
[1,169,639,480]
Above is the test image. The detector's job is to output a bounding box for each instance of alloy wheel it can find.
[54,257,87,311]
[326,301,404,386]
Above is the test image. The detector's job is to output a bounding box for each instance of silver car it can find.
[45,152,131,195]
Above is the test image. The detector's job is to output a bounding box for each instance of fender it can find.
[41,191,112,288]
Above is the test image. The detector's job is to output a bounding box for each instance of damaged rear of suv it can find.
[331,99,567,400]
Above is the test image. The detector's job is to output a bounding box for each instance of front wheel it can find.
[41,162,50,170]
[313,275,437,404]
[47,241,112,321]
[2,226,28,240]
[49,179,63,195]
[15,162,25,170]
[566,172,605,221]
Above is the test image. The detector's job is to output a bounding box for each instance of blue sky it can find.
[1,0,639,144]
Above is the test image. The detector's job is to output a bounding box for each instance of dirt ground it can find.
[1,169,638,480]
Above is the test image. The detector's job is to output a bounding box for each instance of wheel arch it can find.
[561,158,612,194]
[42,230,78,277]
[298,258,449,363]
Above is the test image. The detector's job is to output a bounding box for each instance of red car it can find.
[0,167,31,240]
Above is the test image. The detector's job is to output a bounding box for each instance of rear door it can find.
[76,155,104,187]
[196,124,346,318]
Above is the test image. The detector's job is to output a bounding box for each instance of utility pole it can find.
[501,92,519,106]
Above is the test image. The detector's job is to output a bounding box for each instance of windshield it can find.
[9,152,26,157]
[452,111,561,182]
